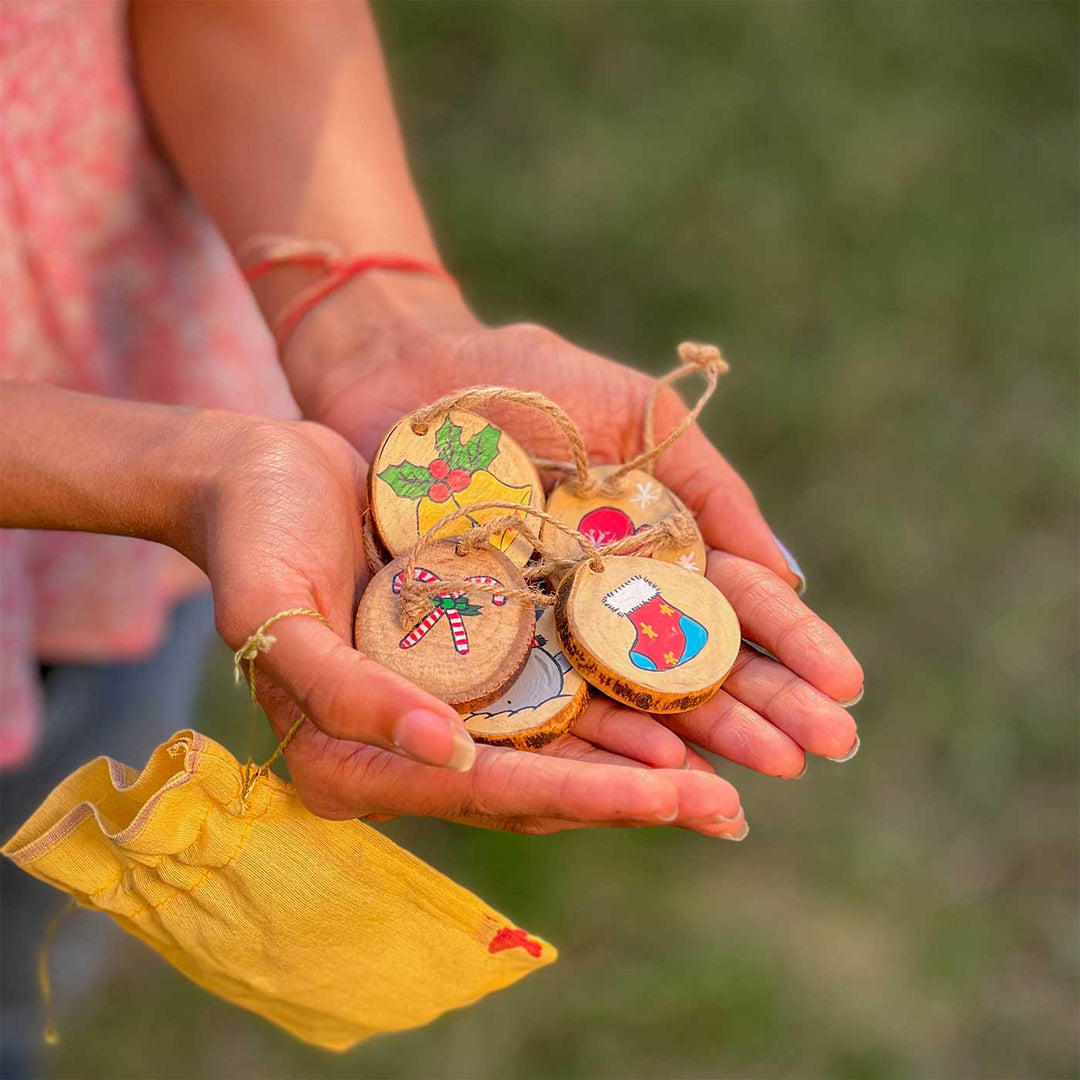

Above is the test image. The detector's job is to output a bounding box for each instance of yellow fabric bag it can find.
[1,729,554,1050]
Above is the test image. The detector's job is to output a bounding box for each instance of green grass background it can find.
[51,2,1077,1077]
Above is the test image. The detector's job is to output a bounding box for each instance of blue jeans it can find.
[0,591,217,1079]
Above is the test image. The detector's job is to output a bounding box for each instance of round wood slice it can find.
[355,541,536,713]
[554,556,739,714]
[545,465,707,576]
[369,408,544,567]
[463,607,590,750]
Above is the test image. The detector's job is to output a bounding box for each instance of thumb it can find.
[236,606,477,772]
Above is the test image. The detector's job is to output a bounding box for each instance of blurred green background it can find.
[52,2,1077,1077]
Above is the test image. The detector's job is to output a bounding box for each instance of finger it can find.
[289,738,683,824]
[662,688,807,778]
[540,740,744,833]
[683,745,717,773]
[723,647,859,761]
[683,809,750,842]
[650,392,796,585]
[252,612,476,771]
[572,697,689,769]
[708,550,864,702]
[540,732,650,768]
[514,735,742,822]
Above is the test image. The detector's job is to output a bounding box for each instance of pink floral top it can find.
[0,1,296,768]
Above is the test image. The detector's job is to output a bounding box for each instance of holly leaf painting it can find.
[434,416,502,476]
[460,424,501,474]
[435,417,468,472]
[378,460,434,499]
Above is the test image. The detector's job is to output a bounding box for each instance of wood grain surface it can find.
[554,555,739,713]
[354,540,536,712]
[545,465,706,574]
[369,408,544,567]
[462,607,590,750]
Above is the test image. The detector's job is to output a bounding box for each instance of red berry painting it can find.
[375,414,535,554]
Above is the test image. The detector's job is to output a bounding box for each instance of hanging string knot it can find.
[230,607,333,811]
[234,630,277,702]
[677,340,728,373]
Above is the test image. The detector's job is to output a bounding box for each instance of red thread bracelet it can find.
[242,244,458,349]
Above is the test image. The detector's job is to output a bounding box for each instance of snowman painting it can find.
[471,611,574,717]
[464,607,589,747]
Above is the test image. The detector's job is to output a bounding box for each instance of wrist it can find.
[0,383,246,563]
[276,267,482,422]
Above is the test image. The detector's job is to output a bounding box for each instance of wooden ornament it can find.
[463,607,590,751]
[554,556,739,714]
[369,408,544,567]
[545,465,707,575]
[354,540,536,713]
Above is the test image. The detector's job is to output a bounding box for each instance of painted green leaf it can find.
[461,424,501,474]
[378,460,434,500]
[434,417,470,473]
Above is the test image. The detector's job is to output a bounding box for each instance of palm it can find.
[203,418,745,836]
[315,323,649,467]
[307,322,864,780]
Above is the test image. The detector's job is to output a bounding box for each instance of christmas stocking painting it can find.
[601,576,709,671]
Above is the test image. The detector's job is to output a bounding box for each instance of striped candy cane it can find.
[463,575,507,605]
[392,566,507,655]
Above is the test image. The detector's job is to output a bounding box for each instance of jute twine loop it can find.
[397,501,603,628]
[522,341,728,495]
[233,607,332,805]
[602,340,728,491]
[362,509,386,572]
[408,385,596,493]
[525,509,699,584]
[396,502,696,628]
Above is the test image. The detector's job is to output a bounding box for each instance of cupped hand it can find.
[281,280,864,778]
[194,413,746,836]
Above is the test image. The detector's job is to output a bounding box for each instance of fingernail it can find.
[790,759,808,779]
[656,808,680,823]
[771,533,806,595]
[394,709,476,771]
[721,820,750,842]
[710,810,742,824]
[839,686,864,708]
[826,733,860,763]
[744,638,780,662]
[447,723,478,772]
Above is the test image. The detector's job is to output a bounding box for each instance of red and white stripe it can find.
[443,606,470,654]
[393,568,506,654]
[399,607,443,650]
[464,575,507,605]
[392,566,441,594]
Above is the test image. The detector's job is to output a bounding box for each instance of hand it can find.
[197,414,747,837]
[280,275,864,778]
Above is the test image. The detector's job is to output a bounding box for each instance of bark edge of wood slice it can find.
[554,555,740,714]
[355,540,536,713]
[462,608,591,750]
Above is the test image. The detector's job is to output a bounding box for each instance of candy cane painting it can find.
[392,566,506,655]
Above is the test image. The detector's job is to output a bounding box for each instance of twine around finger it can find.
[232,607,333,804]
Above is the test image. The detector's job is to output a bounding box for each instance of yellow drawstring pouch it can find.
[1,728,554,1051]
